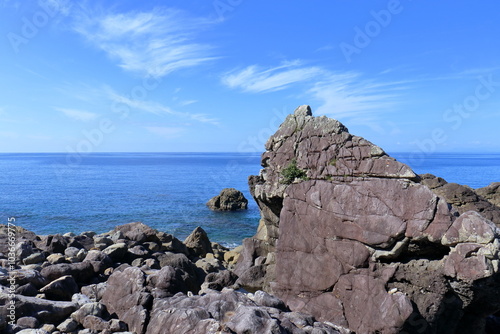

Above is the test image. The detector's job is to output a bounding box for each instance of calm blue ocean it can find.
[1,152,499,246]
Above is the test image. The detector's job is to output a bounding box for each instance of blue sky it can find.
[1,0,500,154]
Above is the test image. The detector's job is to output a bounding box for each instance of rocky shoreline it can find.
[2,105,500,334]
[0,222,348,334]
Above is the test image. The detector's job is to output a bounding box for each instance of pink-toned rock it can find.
[101,267,151,334]
[444,243,494,281]
[237,105,500,334]
[442,211,497,246]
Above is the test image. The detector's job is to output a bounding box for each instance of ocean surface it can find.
[1,152,499,246]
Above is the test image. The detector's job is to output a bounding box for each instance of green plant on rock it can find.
[281,159,308,184]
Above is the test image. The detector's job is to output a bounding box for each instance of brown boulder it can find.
[184,226,213,258]
[112,222,160,243]
[477,182,500,207]
[420,174,500,226]
[206,188,248,211]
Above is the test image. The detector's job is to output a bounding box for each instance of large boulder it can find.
[236,105,500,334]
[101,267,151,334]
[112,222,160,243]
[40,262,95,284]
[39,275,79,301]
[477,182,500,207]
[36,234,69,254]
[206,188,248,211]
[0,293,78,324]
[184,226,213,258]
[0,224,39,255]
[420,174,500,225]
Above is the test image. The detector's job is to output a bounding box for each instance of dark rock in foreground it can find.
[236,105,500,334]
[206,188,248,211]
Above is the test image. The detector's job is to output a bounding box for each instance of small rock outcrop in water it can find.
[206,188,248,211]
[236,105,500,334]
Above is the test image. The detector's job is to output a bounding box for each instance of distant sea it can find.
[1,152,499,246]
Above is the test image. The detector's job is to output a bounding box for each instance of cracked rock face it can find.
[236,105,500,334]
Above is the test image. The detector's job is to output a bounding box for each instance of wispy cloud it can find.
[315,44,335,52]
[222,59,406,121]
[72,7,217,78]
[105,87,218,125]
[145,126,184,139]
[308,73,403,119]
[222,61,322,93]
[56,107,98,122]
[178,100,198,107]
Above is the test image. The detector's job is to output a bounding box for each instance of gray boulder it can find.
[0,224,39,256]
[16,316,39,329]
[0,293,78,324]
[0,269,46,288]
[57,318,79,332]
[40,262,95,284]
[71,302,105,324]
[146,266,190,298]
[82,315,109,331]
[22,252,45,265]
[39,275,79,301]
[101,267,151,334]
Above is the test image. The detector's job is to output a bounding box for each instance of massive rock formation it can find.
[236,105,500,334]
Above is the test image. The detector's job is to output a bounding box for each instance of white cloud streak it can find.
[105,87,218,125]
[72,7,217,78]
[308,73,402,119]
[56,107,98,122]
[178,100,198,107]
[222,61,322,93]
[222,60,406,122]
